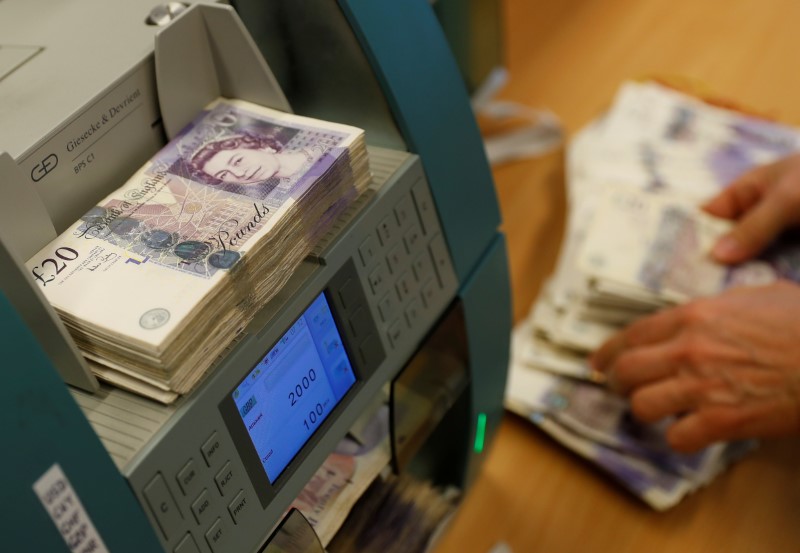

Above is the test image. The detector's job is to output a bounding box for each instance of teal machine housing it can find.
[235,0,510,485]
[0,0,511,551]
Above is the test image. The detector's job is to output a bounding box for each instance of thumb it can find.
[711,195,793,264]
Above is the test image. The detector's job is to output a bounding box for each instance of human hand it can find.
[704,153,800,264]
[589,280,800,452]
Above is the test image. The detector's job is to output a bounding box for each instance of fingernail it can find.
[712,235,741,262]
[586,356,604,381]
[589,369,608,385]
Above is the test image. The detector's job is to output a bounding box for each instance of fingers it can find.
[591,307,684,373]
[702,155,796,219]
[702,168,766,220]
[704,155,800,264]
[629,368,800,452]
[710,191,798,263]
[629,374,730,424]
[665,409,740,453]
[602,340,682,393]
[666,401,799,453]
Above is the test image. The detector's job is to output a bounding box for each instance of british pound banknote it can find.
[26,97,369,396]
[290,405,391,547]
[577,185,800,306]
[576,186,734,302]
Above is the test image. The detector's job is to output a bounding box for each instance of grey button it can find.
[176,459,201,498]
[174,533,201,553]
[337,278,361,311]
[227,489,251,524]
[412,252,434,283]
[387,318,404,347]
[403,224,423,254]
[421,279,437,308]
[214,462,235,497]
[191,489,215,526]
[348,307,373,338]
[377,291,399,322]
[376,215,395,245]
[428,234,451,285]
[394,196,416,228]
[411,180,436,235]
[386,243,408,274]
[405,299,422,328]
[201,432,222,467]
[395,271,415,302]
[358,334,384,367]
[358,235,378,267]
[143,474,183,540]
[368,263,389,296]
[205,517,231,553]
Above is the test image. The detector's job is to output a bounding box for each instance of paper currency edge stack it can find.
[27,97,372,404]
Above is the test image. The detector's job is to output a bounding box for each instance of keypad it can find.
[357,179,455,350]
[143,431,250,552]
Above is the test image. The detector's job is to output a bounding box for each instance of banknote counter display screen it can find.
[231,292,357,484]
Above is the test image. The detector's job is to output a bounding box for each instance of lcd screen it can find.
[231,292,356,483]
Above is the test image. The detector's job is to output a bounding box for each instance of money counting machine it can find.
[0,0,511,551]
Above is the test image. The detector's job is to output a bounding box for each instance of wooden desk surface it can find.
[434,0,800,551]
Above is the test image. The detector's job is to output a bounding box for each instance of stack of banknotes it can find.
[506,80,800,509]
[26,98,370,402]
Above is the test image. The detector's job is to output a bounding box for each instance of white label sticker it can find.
[33,464,110,553]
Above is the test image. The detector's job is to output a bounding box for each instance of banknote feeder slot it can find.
[390,302,470,478]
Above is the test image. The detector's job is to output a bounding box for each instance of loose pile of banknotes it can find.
[505,80,800,509]
[26,98,370,403]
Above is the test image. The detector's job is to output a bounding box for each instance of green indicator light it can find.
[474,412,487,453]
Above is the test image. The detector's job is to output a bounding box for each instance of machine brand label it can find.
[33,464,110,553]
